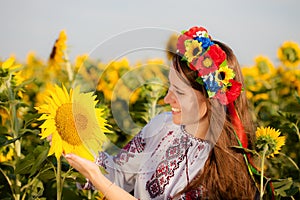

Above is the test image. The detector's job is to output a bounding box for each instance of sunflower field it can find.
[0,30,299,199]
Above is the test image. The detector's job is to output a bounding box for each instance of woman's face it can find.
[164,66,207,125]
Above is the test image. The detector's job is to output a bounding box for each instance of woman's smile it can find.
[171,107,181,114]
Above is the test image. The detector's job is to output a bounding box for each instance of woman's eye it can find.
[176,90,184,95]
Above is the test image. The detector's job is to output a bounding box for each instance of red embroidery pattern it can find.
[146,134,192,198]
[190,143,206,165]
[95,132,146,168]
[96,151,109,169]
[167,186,208,200]
[184,186,208,200]
[151,131,174,157]
[113,132,146,166]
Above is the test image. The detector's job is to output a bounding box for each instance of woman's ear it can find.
[199,100,208,119]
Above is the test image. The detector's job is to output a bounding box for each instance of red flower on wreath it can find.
[177,34,191,55]
[207,45,227,67]
[194,54,218,76]
[184,26,208,38]
[214,79,242,105]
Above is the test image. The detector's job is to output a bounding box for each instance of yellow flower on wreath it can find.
[35,84,111,160]
[277,41,300,68]
[255,126,286,158]
[217,64,235,85]
[184,40,203,63]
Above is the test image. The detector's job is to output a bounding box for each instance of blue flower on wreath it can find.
[195,36,214,50]
[202,72,221,97]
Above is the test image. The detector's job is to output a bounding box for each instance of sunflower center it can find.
[257,61,269,74]
[75,113,88,131]
[218,71,226,80]
[284,48,297,62]
[193,47,200,56]
[55,103,85,146]
[203,57,212,68]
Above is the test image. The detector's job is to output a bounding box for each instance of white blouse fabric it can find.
[94,112,212,200]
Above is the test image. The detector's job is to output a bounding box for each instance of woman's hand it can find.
[64,153,100,182]
[64,153,137,200]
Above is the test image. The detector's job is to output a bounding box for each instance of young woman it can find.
[65,26,258,199]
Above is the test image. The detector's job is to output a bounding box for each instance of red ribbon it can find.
[227,102,248,148]
[227,102,275,199]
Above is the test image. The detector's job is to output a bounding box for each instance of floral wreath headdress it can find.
[176,26,242,105]
[176,26,248,147]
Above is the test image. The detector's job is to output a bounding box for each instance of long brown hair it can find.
[172,40,257,199]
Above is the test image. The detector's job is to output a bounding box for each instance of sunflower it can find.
[52,30,67,63]
[0,107,9,126]
[0,145,14,162]
[35,84,110,161]
[96,59,131,102]
[184,40,203,63]
[13,70,26,86]
[255,126,286,158]
[254,56,275,80]
[277,41,300,68]
[48,30,68,71]
[216,64,235,86]
[74,54,89,73]
[0,57,21,72]
[0,137,14,162]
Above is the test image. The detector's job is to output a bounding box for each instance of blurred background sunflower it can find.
[277,41,300,68]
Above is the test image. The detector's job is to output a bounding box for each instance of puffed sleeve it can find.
[94,112,170,192]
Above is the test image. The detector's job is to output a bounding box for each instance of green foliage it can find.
[243,56,300,198]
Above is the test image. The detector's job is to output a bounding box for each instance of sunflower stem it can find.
[88,190,92,199]
[291,122,300,141]
[64,51,73,82]
[56,157,62,200]
[260,145,268,200]
[6,76,21,200]
[279,152,300,171]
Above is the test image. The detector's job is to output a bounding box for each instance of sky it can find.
[1,0,300,66]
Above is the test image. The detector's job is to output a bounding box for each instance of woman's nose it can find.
[164,90,174,104]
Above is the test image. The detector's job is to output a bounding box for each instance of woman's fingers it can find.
[64,153,98,180]
[64,154,79,169]
[65,154,86,169]
[64,153,77,162]
[65,153,87,164]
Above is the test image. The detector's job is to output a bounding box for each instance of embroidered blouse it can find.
[94,112,212,199]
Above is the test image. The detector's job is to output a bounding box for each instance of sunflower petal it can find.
[53,133,63,159]
[2,57,15,69]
